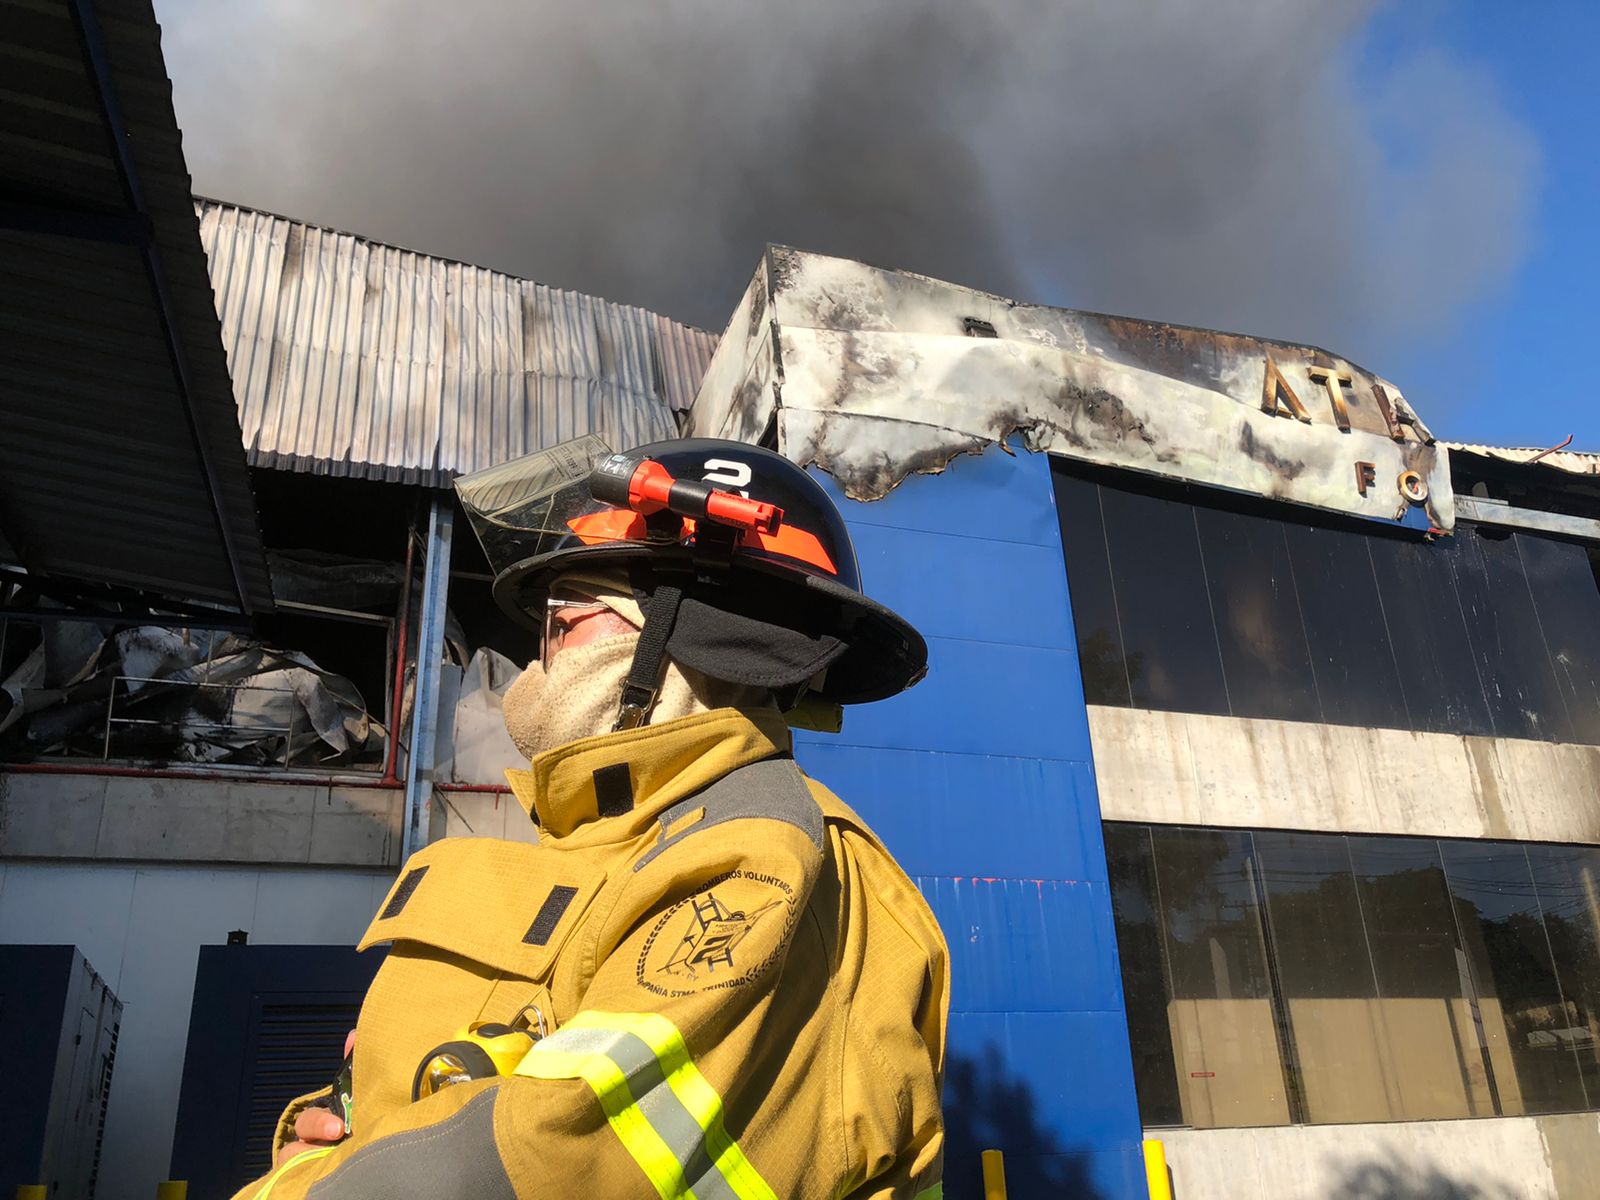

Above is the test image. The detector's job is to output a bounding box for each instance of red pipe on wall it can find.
[0,761,401,788]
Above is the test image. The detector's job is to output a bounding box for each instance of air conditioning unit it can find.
[0,946,122,1198]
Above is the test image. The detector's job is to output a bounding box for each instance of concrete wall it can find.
[1089,706,1600,843]
[0,858,394,1200]
[0,773,404,865]
[1156,1112,1600,1200]
[435,787,535,843]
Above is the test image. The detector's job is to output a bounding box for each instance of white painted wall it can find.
[1155,1112,1600,1200]
[0,859,396,1200]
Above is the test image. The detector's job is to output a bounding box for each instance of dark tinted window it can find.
[1052,464,1131,707]
[1528,845,1600,1104]
[1254,831,1379,1123]
[1347,838,1493,1119]
[1096,484,1230,715]
[1515,533,1600,744]
[1372,535,1494,735]
[1455,528,1576,743]
[1194,507,1320,723]
[1442,840,1590,1113]
[1147,827,1291,1127]
[1104,824,1183,1125]
[1052,461,1600,744]
[1349,839,1464,999]
[1282,524,1411,729]
[1109,824,1600,1129]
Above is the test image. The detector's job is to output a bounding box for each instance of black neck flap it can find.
[666,595,845,691]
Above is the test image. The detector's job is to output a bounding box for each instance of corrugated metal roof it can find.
[195,200,718,486]
[1446,442,1600,478]
[0,0,273,612]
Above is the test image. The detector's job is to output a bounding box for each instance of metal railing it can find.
[101,675,299,769]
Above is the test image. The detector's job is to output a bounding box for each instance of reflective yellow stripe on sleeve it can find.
[516,1011,777,1200]
[248,1146,335,1200]
[516,1042,689,1198]
[587,1011,776,1200]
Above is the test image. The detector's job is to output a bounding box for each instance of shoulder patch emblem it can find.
[636,870,796,997]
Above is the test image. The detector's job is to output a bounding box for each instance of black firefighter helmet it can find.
[455,435,928,723]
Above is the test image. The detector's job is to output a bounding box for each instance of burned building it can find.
[673,247,1600,1199]
[6,4,1600,1199]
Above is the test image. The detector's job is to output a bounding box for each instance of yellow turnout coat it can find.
[235,707,948,1200]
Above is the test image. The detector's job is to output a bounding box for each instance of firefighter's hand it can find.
[276,1107,347,1165]
[275,1030,355,1166]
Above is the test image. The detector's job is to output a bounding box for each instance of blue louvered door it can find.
[170,946,384,1199]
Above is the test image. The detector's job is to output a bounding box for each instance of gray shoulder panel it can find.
[635,757,823,872]
[307,1087,517,1200]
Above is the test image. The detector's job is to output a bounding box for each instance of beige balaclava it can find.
[502,569,772,760]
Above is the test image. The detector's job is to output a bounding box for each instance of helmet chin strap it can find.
[613,581,685,730]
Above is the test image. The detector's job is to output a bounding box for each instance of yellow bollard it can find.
[1143,1138,1173,1200]
[155,1184,188,1200]
[17,1187,48,1200]
[980,1148,1008,1200]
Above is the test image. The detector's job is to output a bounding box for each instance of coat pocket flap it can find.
[360,839,605,980]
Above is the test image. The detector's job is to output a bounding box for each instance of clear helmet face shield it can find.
[454,434,628,580]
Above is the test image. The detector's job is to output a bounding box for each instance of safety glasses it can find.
[542,597,612,669]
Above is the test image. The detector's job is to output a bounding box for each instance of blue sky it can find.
[1357,3,1598,450]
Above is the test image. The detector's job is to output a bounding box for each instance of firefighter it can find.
[240,437,948,1200]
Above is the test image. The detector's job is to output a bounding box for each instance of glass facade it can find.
[1107,824,1600,1128]
[1053,460,1600,744]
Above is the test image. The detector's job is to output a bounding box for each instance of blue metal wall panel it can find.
[817,443,1065,545]
[801,638,1094,760]
[796,746,1106,881]
[846,521,1078,648]
[797,447,1147,1200]
[918,877,1125,1014]
[946,1009,1146,1145]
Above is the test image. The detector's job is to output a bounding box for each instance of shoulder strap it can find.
[615,582,684,730]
